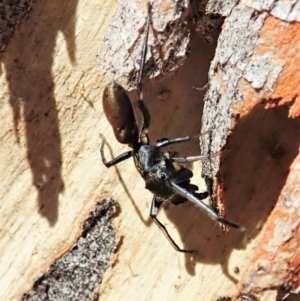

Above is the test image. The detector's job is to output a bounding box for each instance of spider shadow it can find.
[108,11,300,282]
[99,134,152,226]
[126,20,300,279]
[117,24,215,247]
[125,25,228,273]
[161,101,300,278]
[106,11,300,282]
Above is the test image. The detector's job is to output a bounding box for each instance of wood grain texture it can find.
[1,0,299,300]
[0,0,118,300]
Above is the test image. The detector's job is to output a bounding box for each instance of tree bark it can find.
[201,1,300,300]
[1,0,300,301]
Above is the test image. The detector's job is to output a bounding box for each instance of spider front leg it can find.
[150,197,196,253]
[171,182,245,231]
[100,137,132,168]
[154,131,212,148]
[136,9,151,145]
[155,136,192,148]
[171,151,222,163]
[154,134,222,162]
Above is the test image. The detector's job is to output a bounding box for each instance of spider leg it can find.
[155,136,192,147]
[137,7,151,145]
[137,100,150,145]
[150,197,196,253]
[171,168,193,183]
[171,151,222,163]
[100,139,132,167]
[170,182,245,231]
[155,131,212,148]
[171,169,209,203]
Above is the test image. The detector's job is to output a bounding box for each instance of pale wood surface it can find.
[2,0,298,300]
[0,0,118,299]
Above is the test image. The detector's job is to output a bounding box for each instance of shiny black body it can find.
[132,144,205,205]
[100,7,242,253]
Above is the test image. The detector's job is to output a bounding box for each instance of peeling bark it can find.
[0,0,32,51]
[22,198,118,301]
[202,0,300,299]
[2,0,300,300]
[97,0,190,89]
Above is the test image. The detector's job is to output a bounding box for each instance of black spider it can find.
[100,5,243,253]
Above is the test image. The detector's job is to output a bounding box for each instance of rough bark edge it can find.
[97,0,223,90]
[0,0,33,52]
[97,0,190,90]
[201,0,300,299]
[22,198,118,301]
[200,0,299,218]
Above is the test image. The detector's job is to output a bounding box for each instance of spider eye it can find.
[160,173,167,180]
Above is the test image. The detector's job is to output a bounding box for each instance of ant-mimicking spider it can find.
[100,4,243,253]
